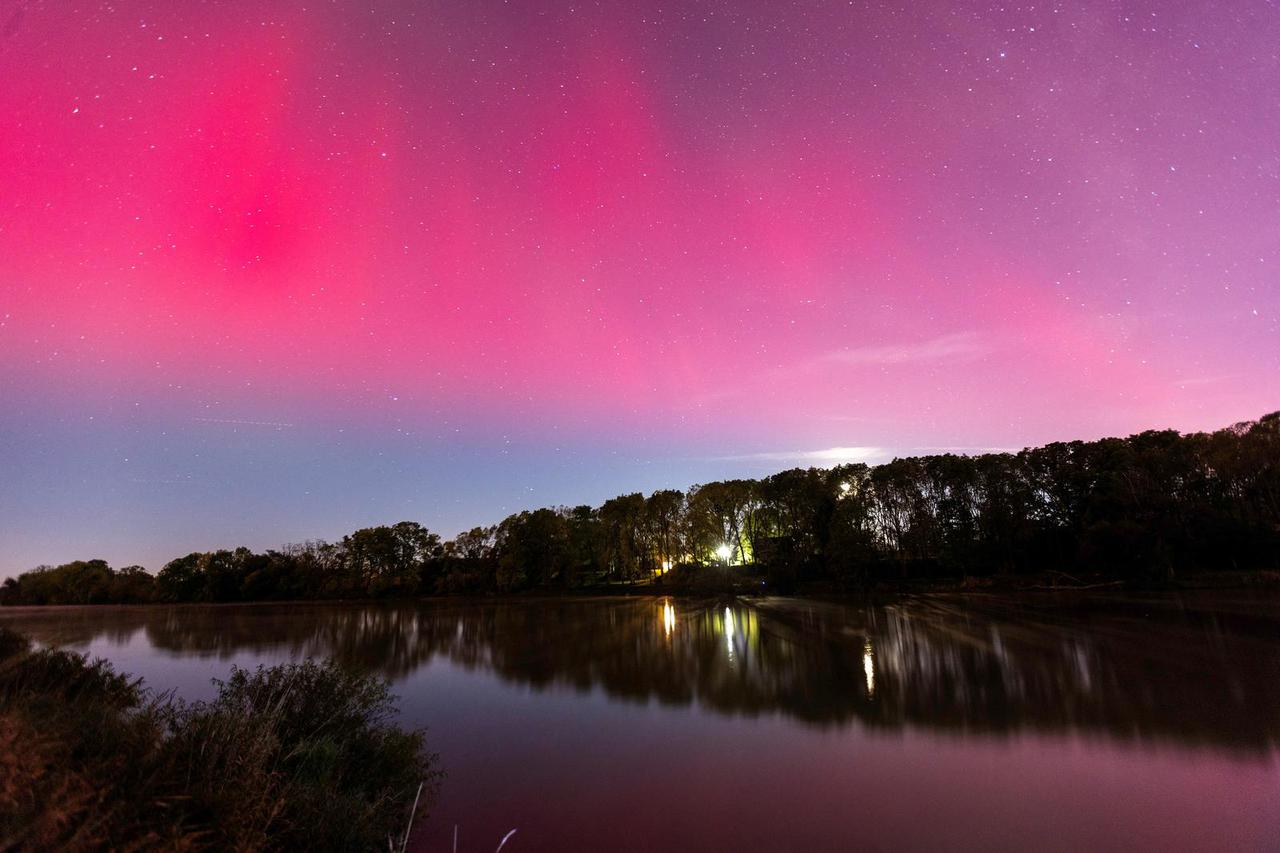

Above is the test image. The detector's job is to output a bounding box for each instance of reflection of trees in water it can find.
[4,594,1278,754]
[862,596,1280,751]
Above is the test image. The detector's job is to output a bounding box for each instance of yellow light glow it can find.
[661,559,672,573]
[715,543,733,562]
[663,601,675,637]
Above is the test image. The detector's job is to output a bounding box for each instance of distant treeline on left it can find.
[0,527,472,605]
[1,525,477,605]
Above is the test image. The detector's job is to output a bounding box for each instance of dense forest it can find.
[4,412,1277,605]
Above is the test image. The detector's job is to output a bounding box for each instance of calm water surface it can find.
[3,594,1278,852]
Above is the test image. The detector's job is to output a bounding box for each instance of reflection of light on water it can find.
[663,601,675,637]
[863,640,875,696]
[725,608,735,656]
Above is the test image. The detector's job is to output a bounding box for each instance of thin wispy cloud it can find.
[911,445,1021,456]
[194,417,295,428]
[821,331,989,366]
[717,446,885,464]
[716,443,1019,466]
[1173,374,1237,388]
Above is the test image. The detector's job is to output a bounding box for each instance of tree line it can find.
[3,412,1277,605]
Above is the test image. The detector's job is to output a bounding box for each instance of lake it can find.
[3,593,1278,851]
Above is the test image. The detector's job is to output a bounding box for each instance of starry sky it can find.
[1,0,1277,574]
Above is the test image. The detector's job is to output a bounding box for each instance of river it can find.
[2,593,1278,851]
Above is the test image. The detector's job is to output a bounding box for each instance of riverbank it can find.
[3,567,1277,613]
[545,566,1280,598]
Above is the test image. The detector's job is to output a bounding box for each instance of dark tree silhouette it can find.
[3,412,1277,604]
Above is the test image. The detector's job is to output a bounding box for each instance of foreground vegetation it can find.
[0,628,435,851]
[3,412,1277,603]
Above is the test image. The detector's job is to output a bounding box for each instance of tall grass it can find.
[0,628,438,851]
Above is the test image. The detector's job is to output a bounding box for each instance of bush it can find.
[166,662,438,850]
[0,628,437,852]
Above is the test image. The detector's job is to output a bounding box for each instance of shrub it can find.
[165,661,439,850]
[0,628,436,852]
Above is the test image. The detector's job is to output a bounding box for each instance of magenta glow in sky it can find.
[1,0,1277,572]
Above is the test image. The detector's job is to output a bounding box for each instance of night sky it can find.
[2,0,1277,574]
